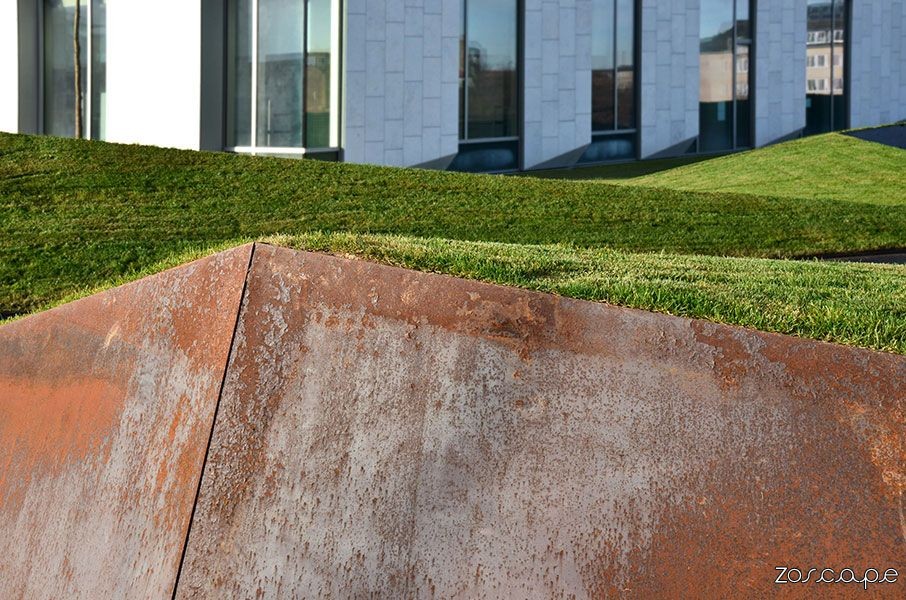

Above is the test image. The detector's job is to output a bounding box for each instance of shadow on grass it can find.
[522,153,728,181]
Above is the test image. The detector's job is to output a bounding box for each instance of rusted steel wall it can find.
[177,244,904,598]
[0,245,253,599]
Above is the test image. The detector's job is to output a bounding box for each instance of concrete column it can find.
[754,0,806,146]
[2,1,40,135]
[522,0,592,170]
[344,0,460,168]
[850,0,906,128]
[639,0,699,158]
[106,0,203,149]
[0,2,19,133]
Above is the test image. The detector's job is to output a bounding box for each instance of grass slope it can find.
[628,133,906,205]
[270,233,906,355]
[1,132,904,354]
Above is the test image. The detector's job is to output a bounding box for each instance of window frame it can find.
[697,0,755,153]
[589,0,639,137]
[225,0,343,156]
[453,0,523,173]
[40,0,105,140]
[805,0,850,134]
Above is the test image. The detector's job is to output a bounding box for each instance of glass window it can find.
[591,0,615,131]
[305,0,333,148]
[228,0,340,152]
[590,0,636,133]
[89,0,106,140]
[806,0,847,135]
[257,0,304,148]
[616,0,635,130]
[460,0,518,141]
[44,0,105,139]
[582,0,637,164]
[454,0,519,172]
[227,0,253,147]
[699,0,751,152]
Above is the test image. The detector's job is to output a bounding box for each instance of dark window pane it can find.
[44,0,88,138]
[459,1,466,139]
[463,0,518,139]
[227,0,253,147]
[806,0,846,134]
[450,140,519,172]
[700,102,734,151]
[832,0,847,130]
[700,0,735,151]
[305,0,333,148]
[257,0,305,148]
[578,132,636,163]
[735,0,751,42]
[616,0,635,129]
[591,0,615,131]
[90,0,106,140]
[735,44,750,146]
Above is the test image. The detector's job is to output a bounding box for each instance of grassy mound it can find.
[271,233,906,355]
[628,133,906,205]
[1,132,904,353]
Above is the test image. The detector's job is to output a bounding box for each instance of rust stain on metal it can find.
[0,244,253,600]
[2,242,903,597]
[175,244,905,598]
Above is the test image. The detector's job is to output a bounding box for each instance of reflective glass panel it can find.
[615,0,635,129]
[578,132,636,163]
[735,0,751,42]
[90,0,106,140]
[591,0,615,131]
[44,0,88,138]
[832,0,847,130]
[699,0,735,151]
[257,0,305,147]
[227,0,253,147]
[305,0,332,148]
[806,0,835,134]
[805,0,849,134]
[735,44,751,147]
[463,0,518,139]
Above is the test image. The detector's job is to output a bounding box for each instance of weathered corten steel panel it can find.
[0,245,253,600]
[178,244,905,599]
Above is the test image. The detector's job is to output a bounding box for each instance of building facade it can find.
[2,0,904,172]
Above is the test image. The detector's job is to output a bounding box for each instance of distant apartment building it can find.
[2,1,904,172]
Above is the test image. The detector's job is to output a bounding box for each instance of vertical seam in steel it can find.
[169,242,258,600]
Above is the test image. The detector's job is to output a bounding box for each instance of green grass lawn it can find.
[1,132,904,353]
[525,154,718,180]
[272,233,906,355]
[628,133,906,205]
[528,133,906,207]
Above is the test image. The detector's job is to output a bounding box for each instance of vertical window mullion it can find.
[301,0,307,147]
[731,2,737,148]
[829,0,833,126]
[251,0,259,149]
[86,0,92,140]
[612,0,618,132]
[329,0,341,148]
[463,1,469,141]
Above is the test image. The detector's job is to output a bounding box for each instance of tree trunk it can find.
[74,0,83,138]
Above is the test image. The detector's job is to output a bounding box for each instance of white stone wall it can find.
[850,0,906,128]
[754,0,806,146]
[344,0,461,167]
[0,1,18,134]
[523,0,592,169]
[105,0,203,149]
[639,0,699,158]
